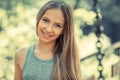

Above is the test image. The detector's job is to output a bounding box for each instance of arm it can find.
[14,51,23,80]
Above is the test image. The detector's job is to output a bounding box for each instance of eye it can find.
[42,18,49,23]
[55,24,62,28]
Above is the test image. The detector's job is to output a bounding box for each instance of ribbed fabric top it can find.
[23,43,53,80]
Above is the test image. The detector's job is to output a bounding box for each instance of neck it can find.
[35,39,56,54]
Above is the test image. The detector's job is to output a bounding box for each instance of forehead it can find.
[42,8,64,24]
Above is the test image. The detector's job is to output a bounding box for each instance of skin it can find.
[14,8,64,80]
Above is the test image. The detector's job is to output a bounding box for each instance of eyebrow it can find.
[42,16,64,26]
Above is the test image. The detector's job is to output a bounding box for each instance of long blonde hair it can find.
[36,0,81,80]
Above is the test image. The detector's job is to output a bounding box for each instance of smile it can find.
[41,31,51,39]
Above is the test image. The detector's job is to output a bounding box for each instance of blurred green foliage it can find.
[0,0,119,80]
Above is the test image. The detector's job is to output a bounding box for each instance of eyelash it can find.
[55,24,62,28]
[42,18,49,22]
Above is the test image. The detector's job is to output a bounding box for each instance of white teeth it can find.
[42,31,50,37]
[44,33,50,37]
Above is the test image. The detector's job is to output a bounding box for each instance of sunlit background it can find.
[0,0,120,80]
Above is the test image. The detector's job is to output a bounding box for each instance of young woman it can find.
[14,0,82,80]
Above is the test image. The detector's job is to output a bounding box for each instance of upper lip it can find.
[42,31,51,37]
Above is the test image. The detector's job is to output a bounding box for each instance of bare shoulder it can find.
[15,47,28,70]
[15,47,28,60]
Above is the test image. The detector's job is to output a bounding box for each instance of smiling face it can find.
[37,8,64,44]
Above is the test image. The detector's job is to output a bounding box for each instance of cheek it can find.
[37,26,42,36]
[56,30,63,36]
[38,21,46,29]
[37,25,40,30]
[37,22,43,32]
[37,25,42,36]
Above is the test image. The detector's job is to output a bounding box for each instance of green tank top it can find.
[22,43,53,80]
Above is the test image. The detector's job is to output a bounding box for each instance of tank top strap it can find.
[27,43,35,58]
[22,43,35,71]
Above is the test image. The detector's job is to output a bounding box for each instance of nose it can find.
[45,24,53,33]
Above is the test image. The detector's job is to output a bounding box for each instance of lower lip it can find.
[41,32,50,39]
